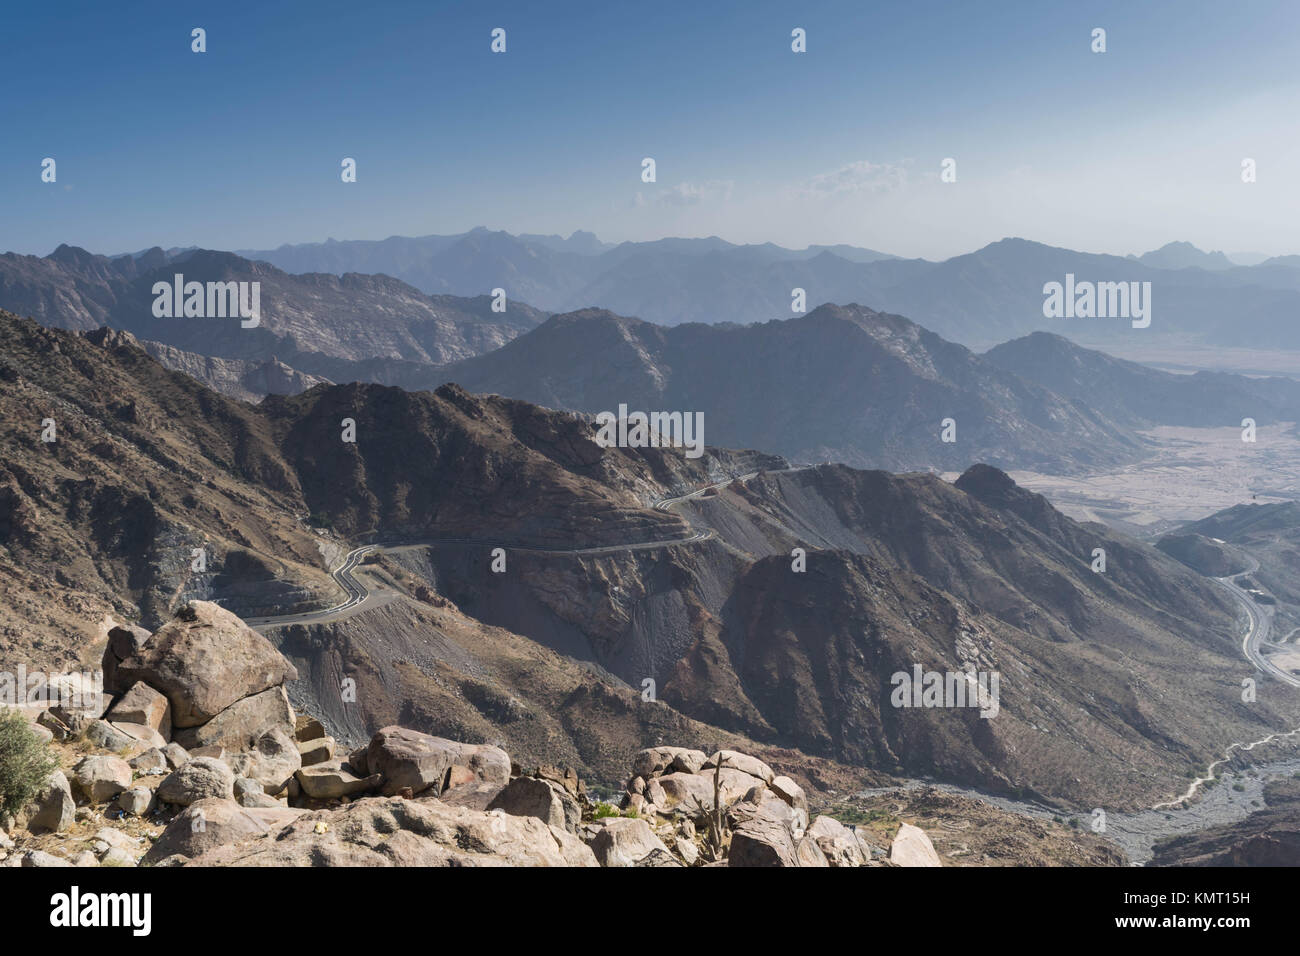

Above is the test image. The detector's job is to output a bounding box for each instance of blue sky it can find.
[3,0,1298,259]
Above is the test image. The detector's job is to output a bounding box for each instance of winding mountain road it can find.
[1215,554,1300,689]
[247,471,764,632]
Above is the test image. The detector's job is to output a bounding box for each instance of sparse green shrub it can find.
[592,802,620,819]
[0,708,59,817]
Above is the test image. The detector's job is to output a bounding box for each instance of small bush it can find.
[0,708,59,817]
[592,802,620,819]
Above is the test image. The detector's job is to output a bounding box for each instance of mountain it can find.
[240,230,1300,350]
[984,331,1300,427]
[6,309,1298,808]
[1133,241,1234,271]
[1176,501,1300,616]
[241,228,904,326]
[415,453,1299,807]
[440,303,1146,474]
[0,308,791,788]
[0,244,546,390]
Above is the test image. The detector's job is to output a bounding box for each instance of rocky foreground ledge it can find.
[2,601,939,868]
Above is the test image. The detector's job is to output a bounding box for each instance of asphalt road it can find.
[1216,554,1300,688]
[247,470,769,631]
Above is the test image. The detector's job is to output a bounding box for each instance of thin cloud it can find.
[658,180,735,206]
[799,160,910,197]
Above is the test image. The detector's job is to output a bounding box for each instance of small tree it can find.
[0,708,58,818]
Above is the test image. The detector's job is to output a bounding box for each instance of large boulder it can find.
[631,747,708,779]
[102,623,151,694]
[651,771,717,816]
[652,768,761,816]
[110,722,168,750]
[795,834,831,867]
[27,770,75,833]
[297,735,335,767]
[890,822,942,867]
[157,757,235,807]
[228,728,301,794]
[703,750,774,785]
[589,817,671,867]
[163,742,190,769]
[234,778,282,808]
[807,815,866,867]
[728,807,810,868]
[129,748,168,773]
[294,763,382,800]
[115,788,156,817]
[172,685,295,752]
[770,775,808,813]
[294,715,326,741]
[114,601,296,728]
[180,797,598,866]
[104,681,171,738]
[487,776,580,833]
[142,798,301,865]
[70,756,133,804]
[83,718,136,752]
[365,727,510,797]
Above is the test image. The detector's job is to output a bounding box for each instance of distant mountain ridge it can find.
[1132,241,1235,271]
[0,243,546,389]
[235,229,1300,349]
[984,331,1300,427]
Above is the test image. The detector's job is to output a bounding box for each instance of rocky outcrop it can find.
[143,798,302,865]
[889,822,943,867]
[363,727,510,798]
[176,797,598,867]
[104,681,171,737]
[172,685,295,751]
[114,601,297,728]
[70,756,133,804]
[156,757,235,807]
[227,728,301,795]
[27,770,75,833]
[487,776,580,833]
[589,818,671,867]
[102,624,151,695]
[294,762,382,799]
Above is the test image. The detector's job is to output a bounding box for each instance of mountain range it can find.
[6,240,1300,477]
[440,304,1147,474]
[4,308,1296,808]
[0,244,545,379]
[237,229,1300,349]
